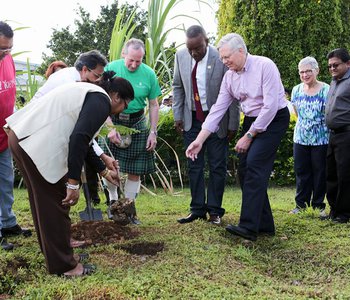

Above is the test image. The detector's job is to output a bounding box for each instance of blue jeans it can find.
[0,148,17,230]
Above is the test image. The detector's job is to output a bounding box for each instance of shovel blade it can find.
[79,208,103,221]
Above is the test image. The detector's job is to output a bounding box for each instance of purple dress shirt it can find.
[202,54,287,134]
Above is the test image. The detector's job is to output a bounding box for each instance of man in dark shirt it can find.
[324,48,350,223]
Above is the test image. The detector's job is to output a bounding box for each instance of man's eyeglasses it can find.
[220,52,235,62]
[328,62,344,70]
[299,69,314,75]
[0,48,12,54]
[88,68,103,78]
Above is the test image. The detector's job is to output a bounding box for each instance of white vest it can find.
[6,82,110,183]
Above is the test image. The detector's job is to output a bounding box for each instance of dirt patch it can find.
[71,221,164,256]
[120,242,164,255]
[71,220,140,246]
[6,256,30,275]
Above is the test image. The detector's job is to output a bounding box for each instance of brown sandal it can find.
[61,264,96,278]
[74,253,89,263]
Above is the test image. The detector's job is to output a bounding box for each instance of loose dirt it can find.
[71,220,139,245]
[71,220,164,255]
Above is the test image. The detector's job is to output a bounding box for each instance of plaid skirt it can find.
[99,114,156,175]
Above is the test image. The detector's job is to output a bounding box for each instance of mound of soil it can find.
[71,221,165,256]
[71,220,140,246]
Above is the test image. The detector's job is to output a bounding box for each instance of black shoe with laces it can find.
[225,224,258,241]
[208,214,221,225]
[1,224,32,237]
[0,236,14,251]
[332,216,349,224]
[177,213,207,224]
[319,210,336,221]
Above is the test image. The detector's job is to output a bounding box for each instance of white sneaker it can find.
[319,209,327,218]
[289,208,301,214]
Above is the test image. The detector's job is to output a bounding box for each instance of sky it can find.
[1,0,218,64]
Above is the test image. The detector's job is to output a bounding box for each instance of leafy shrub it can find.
[217,0,350,90]
[157,110,297,187]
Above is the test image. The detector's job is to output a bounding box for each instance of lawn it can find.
[1,186,349,299]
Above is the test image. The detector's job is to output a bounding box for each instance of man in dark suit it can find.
[173,25,240,225]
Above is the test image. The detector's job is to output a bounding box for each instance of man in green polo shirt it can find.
[102,38,161,224]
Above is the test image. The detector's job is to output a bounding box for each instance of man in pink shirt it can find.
[0,21,31,251]
[186,33,290,241]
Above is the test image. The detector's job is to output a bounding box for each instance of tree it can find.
[217,0,350,89]
[36,0,147,75]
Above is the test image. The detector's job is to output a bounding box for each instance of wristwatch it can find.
[150,130,158,136]
[246,131,254,139]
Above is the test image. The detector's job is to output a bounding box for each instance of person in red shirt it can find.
[0,21,31,251]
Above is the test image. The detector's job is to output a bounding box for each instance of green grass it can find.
[1,187,350,299]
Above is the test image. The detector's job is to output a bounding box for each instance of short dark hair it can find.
[98,71,134,102]
[327,48,350,63]
[186,25,208,40]
[74,50,108,71]
[0,21,14,38]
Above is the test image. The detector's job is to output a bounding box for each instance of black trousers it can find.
[184,115,228,217]
[326,131,350,218]
[238,107,290,233]
[293,143,327,210]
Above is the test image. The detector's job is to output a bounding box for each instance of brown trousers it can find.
[8,130,76,274]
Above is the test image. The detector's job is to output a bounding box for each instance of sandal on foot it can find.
[74,253,89,263]
[61,264,96,278]
[82,264,96,275]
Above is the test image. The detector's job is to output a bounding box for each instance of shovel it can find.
[79,164,103,221]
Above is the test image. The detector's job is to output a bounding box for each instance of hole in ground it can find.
[120,242,164,255]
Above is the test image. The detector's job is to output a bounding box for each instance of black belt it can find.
[330,125,350,134]
[128,109,145,119]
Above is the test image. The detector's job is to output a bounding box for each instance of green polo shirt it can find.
[105,59,161,114]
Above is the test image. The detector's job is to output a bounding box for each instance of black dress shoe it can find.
[0,237,14,251]
[259,231,275,237]
[332,216,349,224]
[320,209,336,221]
[225,224,257,241]
[177,213,206,224]
[1,224,32,237]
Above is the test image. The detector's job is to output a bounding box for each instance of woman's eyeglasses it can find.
[299,69,314,75]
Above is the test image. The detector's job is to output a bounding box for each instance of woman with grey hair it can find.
[289,56,329,215]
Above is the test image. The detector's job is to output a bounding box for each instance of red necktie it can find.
[191,61,205,122]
